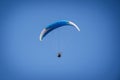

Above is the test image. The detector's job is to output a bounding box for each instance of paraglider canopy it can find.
[40,20,80,41]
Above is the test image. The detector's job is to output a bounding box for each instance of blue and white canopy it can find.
[40,20,80,41]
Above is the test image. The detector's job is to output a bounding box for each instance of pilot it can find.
[57,52,61,58]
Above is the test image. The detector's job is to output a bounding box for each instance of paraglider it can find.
[39,20,80,58]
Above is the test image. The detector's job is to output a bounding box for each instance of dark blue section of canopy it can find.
[42,20,69,40]
[46,20,69,29]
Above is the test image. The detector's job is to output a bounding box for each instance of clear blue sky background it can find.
[0,0,120,80]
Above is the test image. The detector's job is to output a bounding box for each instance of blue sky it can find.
[0,0,120,80]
